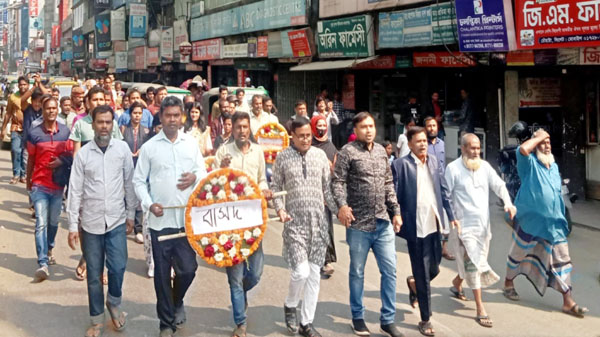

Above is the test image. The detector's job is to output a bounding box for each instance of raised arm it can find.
[519,129,549,156]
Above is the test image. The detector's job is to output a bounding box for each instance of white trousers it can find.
[284,261,321,326]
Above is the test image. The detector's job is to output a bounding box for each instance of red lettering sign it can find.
[516,0,600,49]
[192,38,222,61]
[287,29,312,58]
[413,52,476,67]
[353,55,396,69]
[257,36,268,58]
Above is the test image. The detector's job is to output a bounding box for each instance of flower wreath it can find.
[254,122,290,164]
[185,168,268,267]
[204,156,216,173]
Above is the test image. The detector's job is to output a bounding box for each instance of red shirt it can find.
[148,104,160,116]
[433,102,441,118]
[27,122,73,191]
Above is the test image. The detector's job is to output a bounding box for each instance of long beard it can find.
[462,156,482,171]
[536,150,555,166]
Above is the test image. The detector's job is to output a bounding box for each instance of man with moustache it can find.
[67,105,136,337]
[392,127,458,337]
[271,117,338,337]
[134,96,207,337]
[503,129,588,318]
[214,111,273,337]
[445,134,516,328]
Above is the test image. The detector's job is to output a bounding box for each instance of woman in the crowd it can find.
[184,101,213,157]
[213,113,232,153]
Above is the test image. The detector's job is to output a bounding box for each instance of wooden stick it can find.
[160,191,288,210]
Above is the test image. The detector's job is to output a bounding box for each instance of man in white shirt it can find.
[392,126,458,337]
[67,105,136,337]
[133,96,207,337]
[249,95,279,136]
[445,134,516,328]
[235,88,250,113]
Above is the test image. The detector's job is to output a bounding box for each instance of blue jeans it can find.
[82,224,128,324]
[226,244,264,326]
[346,219,397,324]
[31,185,63,267]
[10,131,25,178]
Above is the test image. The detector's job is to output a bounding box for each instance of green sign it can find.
[234,59,272,71]
[317,14,374,58]
[431,2,457,45]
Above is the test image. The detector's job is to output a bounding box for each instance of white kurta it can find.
[445,158,513,288]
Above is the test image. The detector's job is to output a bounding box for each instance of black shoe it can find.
[380,323,405,337]
[351,319,370,336]
[299,323,322,337]
[284,305,298,333]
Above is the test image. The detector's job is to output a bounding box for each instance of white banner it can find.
[173,19,188,48]
[111,8,126,41]
[222,43,248,58]
[161,27,174,62]
[257,137,284,147]
[190,199,263,235]
[115,51,127,71]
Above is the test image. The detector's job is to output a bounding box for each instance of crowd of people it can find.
[0,73,587,337]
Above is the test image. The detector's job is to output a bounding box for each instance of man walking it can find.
[332,112,404,337]
[249,95,278,136]
[503,129,588,318]
[26,96,72,281]
[67,105,136,337]
[214,111,272,337]
[134,96,207,337]
[422,92,444,140]
[271,117,339,337]
[392,126,457,337]
[445,133,516,328]
[0,76,29,184]
[284,100,309,134]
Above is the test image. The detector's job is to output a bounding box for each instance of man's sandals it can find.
[475,315,493,328]
[75,261,87,281]
[84,324,104,337]
[449,286,469,301]
[418,321,435,336]
[563,304,588,318]
[106,302,127,331]
[232,324,247,337]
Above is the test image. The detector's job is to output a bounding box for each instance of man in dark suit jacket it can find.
[391,126,459,337]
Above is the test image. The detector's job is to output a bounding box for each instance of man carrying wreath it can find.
[133,97,207,337]
[214,111,273,337]
[271,117,339,337]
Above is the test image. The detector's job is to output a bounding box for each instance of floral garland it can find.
[204,156,216,173]
[185,168,267,268]
[254,122,290,164]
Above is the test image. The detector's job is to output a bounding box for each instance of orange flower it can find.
[254,122,289,164]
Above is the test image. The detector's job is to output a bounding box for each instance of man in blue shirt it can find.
[503,129,588,318]
[118,89,153,129]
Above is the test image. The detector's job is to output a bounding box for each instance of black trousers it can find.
[407,232,442,322]
[150,227,198,332]
[324,208,337,264]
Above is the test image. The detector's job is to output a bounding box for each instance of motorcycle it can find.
[562,178,578,235]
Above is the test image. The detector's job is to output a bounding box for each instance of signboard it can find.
[190,1,203,18]
[222,43,249,58]
[95,13,112,58]
[455,0,516,52]
[353,55,396,69]
[288,29,312,57]
[20,6,29,51]
[516,0,600,49]
[317,14,374,58]
[62,50,73,60]
[147,47,160,66]
[506,50,534,65]
[557,48,579,65]
[128,46,146,70]
[111,8,126,41]
[320,0,428,19]
[73,3,85,30]
[149,29,161,47]
[174,19,188,48]
[113,40,128,51]
[179,42,192,63]
[73,28,85,59]
[51,26,61,49]
[29,0,38,17]
[161,27,174,62]
[190,0,306,41]
[412,51,476,67]
[1,1,7,25]
[94,0,110,10]
[129,3,147,38]
[257,36,269,57]
[581,47,600,65]
[518,77,561,107]
[268,30,294,59]
[192,38,222,61]
[378,3,457,49]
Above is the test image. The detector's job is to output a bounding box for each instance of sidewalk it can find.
[571,198,600,231]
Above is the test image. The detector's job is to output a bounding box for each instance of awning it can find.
[289,56,377,71]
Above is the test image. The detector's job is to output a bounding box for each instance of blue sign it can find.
[190,0,306,42]
[20,6,29,51]
[129,3,147,38]
[1,2,7,25]
[61,50,73,61]
[455,0,511,52]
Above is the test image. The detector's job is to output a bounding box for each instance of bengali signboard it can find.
[288,29,312,57]
[111,8,126,41]
[516,0,600,49]
[455,0,516,52]
[192,38,222,61]
[95,13,112,58]
[413,51,476,67]
[129,3,147,38]
[147,47,160,66]
[222,43,249,58]
[518,77,561,107]
[161,27,174,62]
[257,36,268,57]
[29,0,38,16]
[581,47,600,65]
[317,14,374,58]
[128,46,146,70]
[190,0,306,41]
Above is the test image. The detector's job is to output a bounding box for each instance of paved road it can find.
[0,149,598,337]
